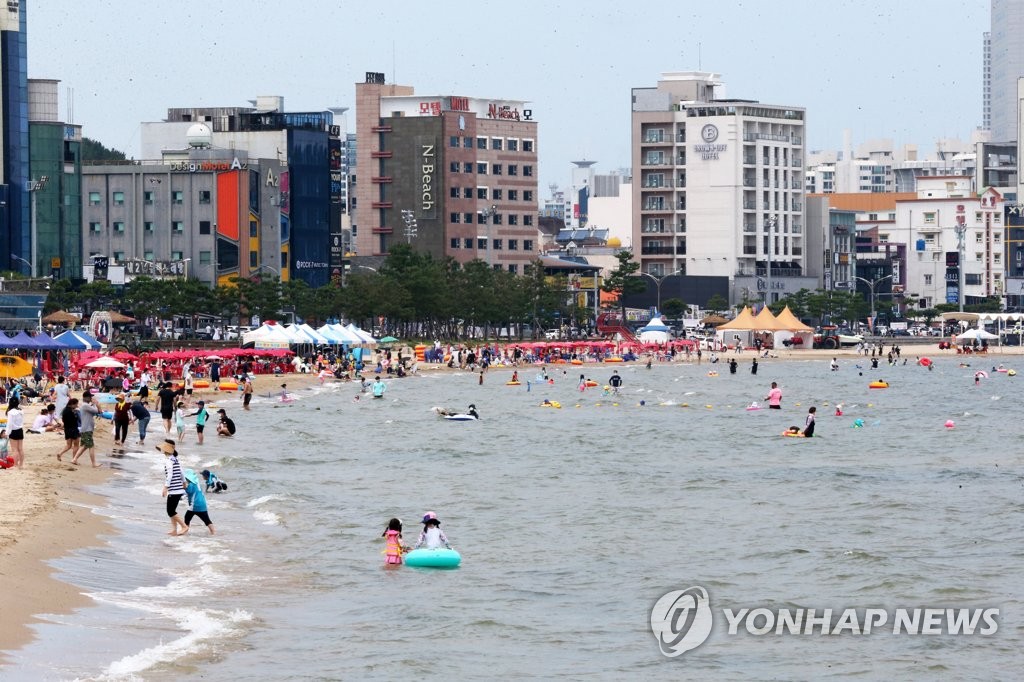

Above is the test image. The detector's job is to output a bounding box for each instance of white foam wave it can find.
[246,494,287,508]
[100,607,252,679]
[253,509,281,525]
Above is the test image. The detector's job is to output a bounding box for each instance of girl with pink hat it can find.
[414,511,452,550]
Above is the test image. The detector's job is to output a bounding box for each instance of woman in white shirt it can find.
[5,397,25,467]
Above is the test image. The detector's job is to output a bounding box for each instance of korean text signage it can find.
[418,136,437,219]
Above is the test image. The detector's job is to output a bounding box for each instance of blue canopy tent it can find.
[8,330,43,349]
[53,330,103,350]
[29,331,71,350]
[0,333,23,350]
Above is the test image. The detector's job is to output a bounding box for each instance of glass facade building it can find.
[1,3,29,273]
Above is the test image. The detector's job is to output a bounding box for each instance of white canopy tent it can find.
[242,324,293,349]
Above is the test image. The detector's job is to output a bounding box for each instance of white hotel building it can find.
[631,72,818,305]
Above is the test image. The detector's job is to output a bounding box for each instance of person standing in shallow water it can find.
[765,381,782,409]
[751,358,758,375]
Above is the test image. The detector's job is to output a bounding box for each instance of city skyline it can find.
[32,0,990,194]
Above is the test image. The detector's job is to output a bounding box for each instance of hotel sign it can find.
[694,124,726,159]
[487,103,533,121]
[169,157,246,173]
[418,136,437,219]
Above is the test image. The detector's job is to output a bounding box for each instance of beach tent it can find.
[346,324,377,346]
[54,330,104,350]
[318,324,361,345]
[29,331,71,350]
[956,328,998,342]
[637,315,671,345]
[295,324,331,345]
[772,306,815,348]
[7,330,42,349]
[716,307,758,348]
[242,324,293,349]
[314,324,346,345]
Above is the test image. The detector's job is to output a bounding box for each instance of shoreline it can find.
[2,345,1021,660]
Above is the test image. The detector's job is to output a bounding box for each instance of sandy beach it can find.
[1,341,1020,659]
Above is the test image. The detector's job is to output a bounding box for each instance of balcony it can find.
[677,154,687,165]
[791,201,803,211]
[642,179,674,189]
[743,200,756,210]
[640,245,686,255]
[641,225,669,234]
[371,201,393,209]
[371,125,392,133]
[371,176,393,184]
[370,150,393,158]
[743,154,756,165]
[676,200,686,211]
[641,157,672,167]
[743,178,756,188]
[642,134,666,144]
[372,226,394,234]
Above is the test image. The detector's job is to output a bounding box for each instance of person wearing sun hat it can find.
[159,440,187,536]
[180,468,215,535]
[414,511,452,550]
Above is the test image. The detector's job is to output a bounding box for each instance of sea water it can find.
[3,356,1023,681]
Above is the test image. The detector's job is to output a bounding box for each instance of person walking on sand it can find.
[56,398,81,462]
[764,381,783,409]
[74,392,101,467]
[131,396,151,445]
[112,393,131,447]
[52,375,70,416]
[174,400,187,442]
[160,440,188,536]
[179,468,215,535]
[4,397,25,467]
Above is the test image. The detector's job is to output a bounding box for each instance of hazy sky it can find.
[31,0,989,196]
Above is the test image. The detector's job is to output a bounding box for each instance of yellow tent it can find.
[717,306,758,330]
[773,306,814,332]
[752,306,787,331]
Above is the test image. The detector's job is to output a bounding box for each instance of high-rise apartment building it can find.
[1,1,28,273]
[632,72,815,305]
[354,72,539,272]
[987,0,1024,142]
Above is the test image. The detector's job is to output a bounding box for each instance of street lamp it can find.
[11,253,31,272]
[28,175,49,278]
[638,268,684,314]
[853,274,895,330]
[356,265,378,274]
[763,215,777,306]
[478,204,497,267]
[400,209,418,244]
[954,217,967,313]
[252,264,280,280]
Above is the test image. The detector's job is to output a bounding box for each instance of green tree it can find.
[78,280,117,315]
[661,298,689,319]
[601,250,645,324]
[81,137,127,163]
[43,278,79,314]
[705,294,728,315]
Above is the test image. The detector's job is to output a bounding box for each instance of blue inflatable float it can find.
[403,548,462,568]
[100,411,114,420]
[95,393,117,404]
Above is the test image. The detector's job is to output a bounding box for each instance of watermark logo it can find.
[652,586,999,658]
[649,586,713,657]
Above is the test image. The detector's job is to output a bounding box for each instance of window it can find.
[524,239,534,251]
[492,164,502,175]
[524,190,534,202]
[450,187,459,198]
[491,138,503,151]
[523,139,534,152]
[923,211,936,224]
[250,251,258,268]
[451,238,460,249]
[477,238,486,249]
[508,190,518,201]
[994,213,1002,224]
[508,164,518,176]
[450,212,461,223]
[250,220,258,237]
[524,215,533,226]
[144,221,154,232]
[463,162,473,173]
[509,215,519,226]
[449,136,460,147]
[171,250,183,261]
[113,251,124,261]
[199,250,212,265]
[450,162,460,173]
[966,274,983,285]
[523,165,534,177]
[144,191,155,205]
[114,221,125,233]
[924,274,932,285]
[976,232,983,244]
[507,264,517,274]
[508,239,518,251]
[89,221,101,233]
[493,239,503,250]
[994,252,1002,264]
[994,233,1002,244]
[463,212,474,223]
[477,163,488,174]
[111,191,125,206]
[173,221,184,233]
[492,189,503,200]
[199,190,211,204]
[172,191,184,205]
[199,220,212,235]
[144,250,154,261]
[463,187,473,199]
[463,137,473,149]
[476,137,487,149]
[975,211,983,222]
[507,139,519,151]
[493,214,503,225]
[477,187,487,199]
[975,252,983,261]
[89,191,101,206]
[464,238,473,248]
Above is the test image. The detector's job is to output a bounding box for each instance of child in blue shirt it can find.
[180,469,216,535]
